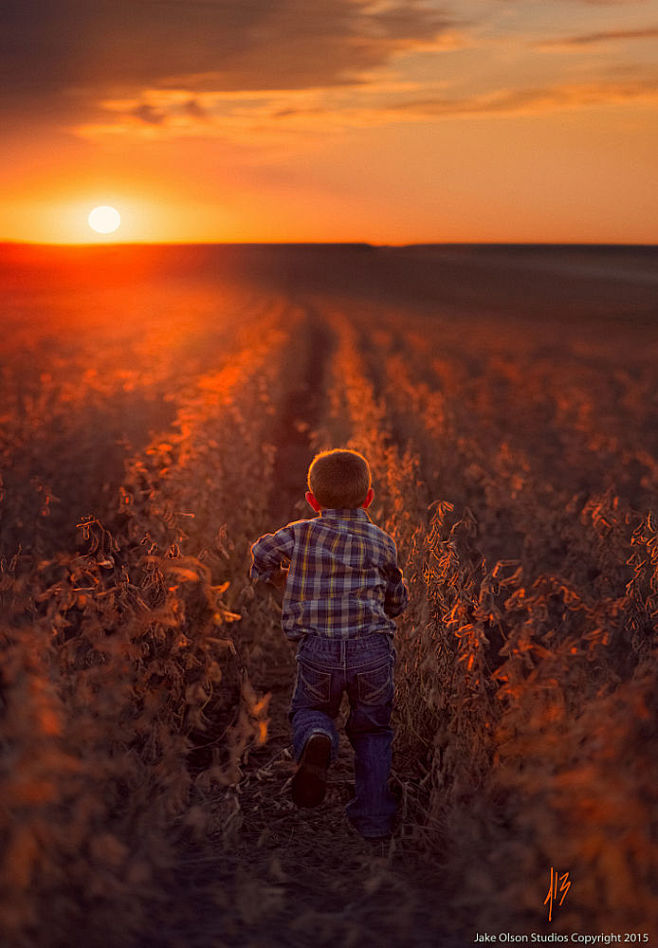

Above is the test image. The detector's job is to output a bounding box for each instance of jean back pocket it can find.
[356,661,394,706]
[298,663,333,705]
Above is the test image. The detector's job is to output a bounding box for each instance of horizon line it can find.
[2,239,657,249]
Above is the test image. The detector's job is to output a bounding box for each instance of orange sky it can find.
[1,0,657,244]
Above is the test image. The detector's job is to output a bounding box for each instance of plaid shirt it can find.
[249,508,408,640]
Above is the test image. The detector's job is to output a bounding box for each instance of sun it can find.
[88,205,121,235]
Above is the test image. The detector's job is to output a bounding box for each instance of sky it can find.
[1,0,657,244]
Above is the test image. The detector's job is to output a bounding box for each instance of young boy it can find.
[249,448,408,840]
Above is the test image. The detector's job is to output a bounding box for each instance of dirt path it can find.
[151,303,471,947]
[158,613,469,947]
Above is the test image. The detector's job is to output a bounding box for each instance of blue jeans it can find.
[289,633,398,838]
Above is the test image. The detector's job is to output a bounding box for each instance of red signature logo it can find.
[544,866,571,922]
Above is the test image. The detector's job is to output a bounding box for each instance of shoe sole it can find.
[291,734,331,808]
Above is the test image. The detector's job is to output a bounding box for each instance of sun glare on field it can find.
[88,205,121,235]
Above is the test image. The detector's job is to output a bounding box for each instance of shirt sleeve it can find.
[249,524,296,583]
[383,541,409,618]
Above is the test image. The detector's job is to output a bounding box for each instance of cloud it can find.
[535,25,658,47]
[183,99,208,121]
[131,104,166,125]
[563,0,654,5]
[73,71,658,148]
[5,0,654,148]
[382,75,658,118]
[0,0,456,127]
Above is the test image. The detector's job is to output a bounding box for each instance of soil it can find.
[148,302,471,947]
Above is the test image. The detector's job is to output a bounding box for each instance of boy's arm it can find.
[249,525,295,585]
[383,543,409,618]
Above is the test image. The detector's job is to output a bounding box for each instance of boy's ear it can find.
[362,487,375,509]
[305,490,322,512]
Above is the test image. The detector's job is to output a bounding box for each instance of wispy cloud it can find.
[4,0,656,152]
[386,76,658,117]
[0,0,457,127]
[131,104,166,125]
[74,72,658,147]
[535,25,658,47]
[568,0,654,5]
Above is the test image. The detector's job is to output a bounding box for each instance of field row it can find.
[1,288,657,942]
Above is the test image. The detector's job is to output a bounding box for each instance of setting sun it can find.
[88,205,121,235]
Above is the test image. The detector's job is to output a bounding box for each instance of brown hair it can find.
[307,449,371,509]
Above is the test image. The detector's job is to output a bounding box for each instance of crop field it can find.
[1,243,657,947]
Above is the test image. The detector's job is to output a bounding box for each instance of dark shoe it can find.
[347,817,393,843]
[291,734,331,808]
[363,836,390,858]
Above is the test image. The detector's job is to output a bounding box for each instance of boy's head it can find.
[306,449,374,512]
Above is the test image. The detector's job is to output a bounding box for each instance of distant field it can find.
[1,244,657,947]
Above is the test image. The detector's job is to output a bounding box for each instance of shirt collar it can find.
[319,507,372,522]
